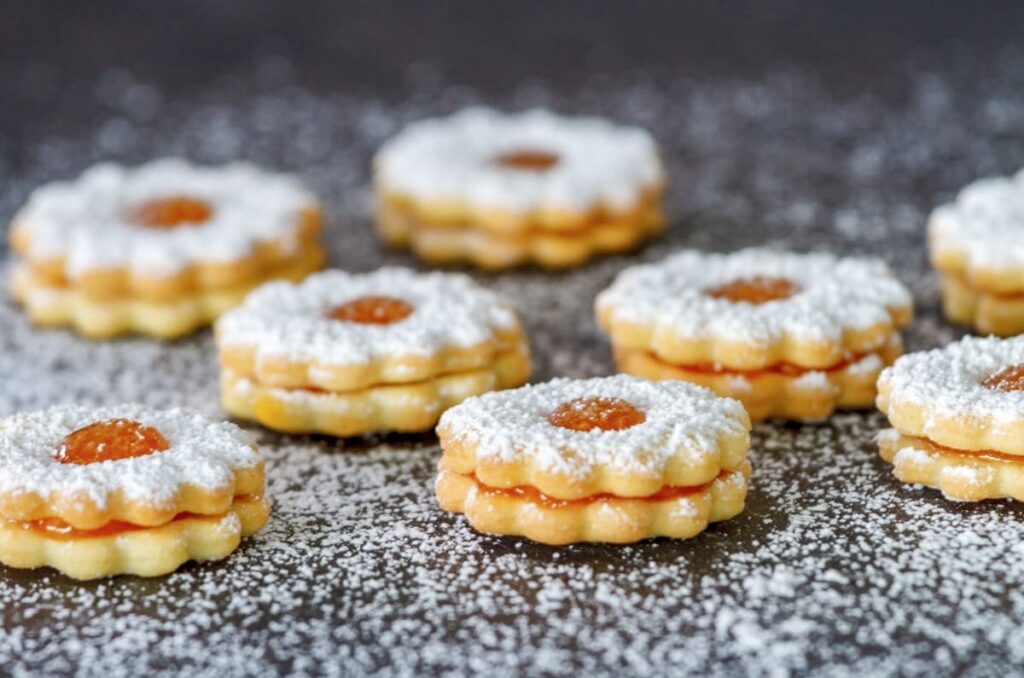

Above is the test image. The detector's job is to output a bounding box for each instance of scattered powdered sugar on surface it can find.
[14,158,317,276]
[0,404,259,509]
[216,267,519,366]
[376,107,663,213]
[438,375,748,479]
[880,335,1024,421]
[2,52,1024,675]
[596,248,911,346]
[929,168,1024,272]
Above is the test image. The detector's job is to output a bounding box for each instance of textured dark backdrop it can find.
[4,3,1024,676]
[4,1,1024,138]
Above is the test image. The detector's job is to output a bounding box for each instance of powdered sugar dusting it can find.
[439,375,748,479]
[597,248,911,345]
[215,267,520,366]
[879,335,1024,422]
[376,107,663,213]
[929,169,1024,272]
[0,404,259,508]
[2,49,1024,674]
[14,158,318,276]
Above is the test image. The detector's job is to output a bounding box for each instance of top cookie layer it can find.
[11,158,319,278]
[929,169,1024,290]
[878,335,1024,455]
[375,107,663,216]
[596,248,912,370]
[215,267,526,389]
[0,404,262,528]
[437,374,750,499]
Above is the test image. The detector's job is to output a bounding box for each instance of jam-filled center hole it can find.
[548,396,646,432]
[328,295,414,325]
[56,419,170,465]
[982,364,1024,392]
[493,149,560,172]
[128,196,213,229]
[706,276,800,304]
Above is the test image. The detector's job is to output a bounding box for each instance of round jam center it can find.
[56,419,170,465]
[493,149,560,171]
[548,396,646,432]
[706,276,800,304]
[129,196,213,229]
[328,296,414,325]
[982,364,1024,392]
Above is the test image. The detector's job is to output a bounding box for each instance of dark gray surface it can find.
[3,4,1024,676]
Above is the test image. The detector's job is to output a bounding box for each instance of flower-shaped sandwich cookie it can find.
[436,375,751,545]
[877,336,1024,502]
[930,169,1024,335]
[375,107,665,270]
[0,405,269,580]
[596,249,913,422]
[9,159,324,339]
[216,268,531,436]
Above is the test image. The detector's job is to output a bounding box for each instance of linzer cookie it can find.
[0,405,269,580]
[8,159,324,339]
[877,336,1024,502]
[596,249,913,422]
[215,267,531,436]
[374,107,665,269]
[435,375,751,545]
[930,169,1024,335]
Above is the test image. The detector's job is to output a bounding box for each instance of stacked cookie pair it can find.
[930,169,1024,336]
[215,268,532,437]
[596,249,914,422]
[435,375,752,545]
[374,108,666,270]
[0,405,268,580]
[877,336,1024,504]
[8,159,325,339]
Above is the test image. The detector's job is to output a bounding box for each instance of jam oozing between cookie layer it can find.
[548,396,646,432]
[16,494,261,540]
[982,364,1024,392]
[470,472,724,509]
[493,149,560,171]
[900,434,1024,465]
[328,296,414,325]
[646,350,867,378]
[128,196,213,228]
[705,276,800,304]
[55,419,170,465]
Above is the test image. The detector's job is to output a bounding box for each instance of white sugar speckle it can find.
[2,53,1024,674]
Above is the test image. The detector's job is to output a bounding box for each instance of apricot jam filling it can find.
[16,495,259,540]
[548,396,646,432]
[328,295,414,325]
[493,149,560,171]
[705,276,800,304]
[128,196,213,229]
[902,434,1024,465]
[56,419,169,465]
[982,364,1024,392]
[643,351,870,378]
[469,472,728,509]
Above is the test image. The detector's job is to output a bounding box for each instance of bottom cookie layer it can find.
[378,202,664,270]
[221,347,532,436]
[0,494,270,580]
[878,429,1024,503]
[939,273,1024,337]
[8,247,325,339]
[613,335,901,422]
[435,462,750,545]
